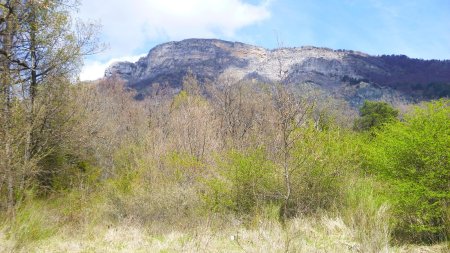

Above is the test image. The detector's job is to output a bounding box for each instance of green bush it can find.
[354,100,399,131]
[6,201,58,249]
[51,160,101,193]
[202,148,279,215]
[364,99,450,243]
[287,125,361,215]
[201,177,234,214]
[163,151,206,185]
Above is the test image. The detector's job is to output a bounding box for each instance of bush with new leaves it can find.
[287,124,361,216]
[202,148,279,215]
[364,99,449,243]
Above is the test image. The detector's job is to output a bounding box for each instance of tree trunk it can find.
[1,4,16,216]
[22,3,38,193]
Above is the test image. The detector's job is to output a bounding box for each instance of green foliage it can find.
[344,178,387,218]
[108,170,140,195]
[201,178,234,213]
[51,160,101,193]
[343,177,392,250]
[163,151,205,184]
[170,89,207,110]
[364,99,450,243]
[101,147,204,228]
[224,149,278,214]
[6,201,58,249]
[287,124,362,215]
[50,190,104,226]
[203,148,278,215]
[354,100,399,131]
[110,145,147,194]
[171,90,190,109]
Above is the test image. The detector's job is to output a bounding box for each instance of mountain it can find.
[105,39,450,105]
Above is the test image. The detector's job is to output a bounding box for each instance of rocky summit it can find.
[105,39,450,105]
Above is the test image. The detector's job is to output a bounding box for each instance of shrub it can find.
[202,148,279,215]
[6,201,58,249]
[354,100,398,131]
[287,125,361,215]
[364,99,450,243]
[104,148,204,230]
[163,151,206,185]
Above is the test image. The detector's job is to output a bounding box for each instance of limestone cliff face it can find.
[105,39,450,104]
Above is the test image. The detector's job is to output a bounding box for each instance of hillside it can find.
[106,39,450,105]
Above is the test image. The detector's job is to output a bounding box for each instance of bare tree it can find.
[207,74,259,149]
[270,38,316,219]
[272,83,315,220]
[167,73,216,161]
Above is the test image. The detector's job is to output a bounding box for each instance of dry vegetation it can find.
[1,1,449,252]
[1,74,448,252]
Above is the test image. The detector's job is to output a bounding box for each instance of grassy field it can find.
[1,213,447,252]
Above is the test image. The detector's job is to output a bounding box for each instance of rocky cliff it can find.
[105,39,450,105]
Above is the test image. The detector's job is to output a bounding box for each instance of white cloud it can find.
[80,54,145,81]
[77,0,272,80]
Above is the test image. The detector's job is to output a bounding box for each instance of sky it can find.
[77,0,450,81]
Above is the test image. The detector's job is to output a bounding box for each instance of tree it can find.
[207,74,261,149]
[168,74,214,161]
[20,0,100,165]
[0,0,100,214]
[269,40,319,220]
[0,0,17,214]
[354,100,399,131]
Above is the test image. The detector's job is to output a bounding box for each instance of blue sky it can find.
[79,0,450,80]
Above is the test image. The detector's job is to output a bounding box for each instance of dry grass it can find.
[1,216,447,253]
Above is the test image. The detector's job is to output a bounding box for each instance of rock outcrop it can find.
[105,39,450,105]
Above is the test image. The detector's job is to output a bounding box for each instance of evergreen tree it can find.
[354,100,399,131]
